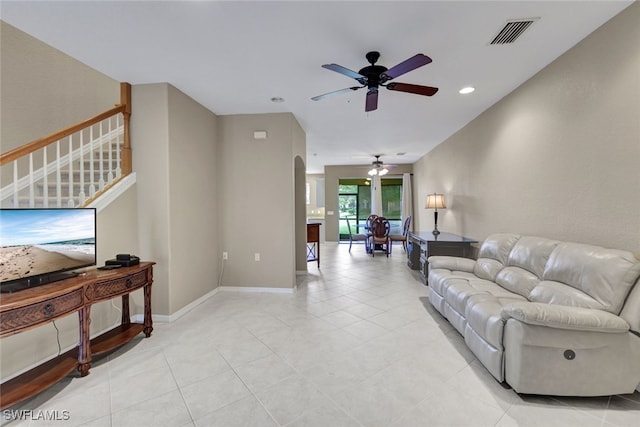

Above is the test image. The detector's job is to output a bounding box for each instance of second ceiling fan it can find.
[311,51,439,112]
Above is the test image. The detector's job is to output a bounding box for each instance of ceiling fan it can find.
[311,51,439,112]
[367,155,393,176]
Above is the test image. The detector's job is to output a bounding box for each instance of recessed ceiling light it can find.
[270,97,285,103]
[459,86,475,95]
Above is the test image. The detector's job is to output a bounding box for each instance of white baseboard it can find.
[129,285,295,325]
[131,287,221,324]
[217,286,295,294]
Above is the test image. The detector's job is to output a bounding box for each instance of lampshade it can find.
[426,193,446,210]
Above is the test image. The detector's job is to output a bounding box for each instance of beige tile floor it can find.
[3,242,639,426]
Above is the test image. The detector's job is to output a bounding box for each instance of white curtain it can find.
[370,175,383,216]
[401,173,413,229]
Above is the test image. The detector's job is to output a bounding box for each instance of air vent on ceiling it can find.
[490,18,539,45]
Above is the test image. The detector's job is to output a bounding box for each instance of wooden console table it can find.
[407,232,477,284]
[0,262,154,409]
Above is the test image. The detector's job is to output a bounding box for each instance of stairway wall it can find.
[0,22,136,383]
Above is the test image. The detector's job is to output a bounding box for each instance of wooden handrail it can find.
[0,105,126,166]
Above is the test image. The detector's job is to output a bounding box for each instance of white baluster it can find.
[29,153,34,208]
[13,160,18,208]
[99,122,105,191]
[107,117,114,184]
[115,114,122,179]
[89,126,96,197]
[68,136,74,206]
[56,141,62,207]
[42,147,48,208]
[79,130,86,204]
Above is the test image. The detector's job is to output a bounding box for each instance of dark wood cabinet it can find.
[307,223,321,267]
[407,232,477,284]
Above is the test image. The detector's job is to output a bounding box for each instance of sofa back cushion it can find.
[473,233,520,281]
[541,242,640,314]
[528,280,606,310]
[493,237,560,298]
[507,237,560,278]
[496,267,541,298]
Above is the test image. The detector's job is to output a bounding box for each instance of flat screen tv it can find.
[0,208,96,293]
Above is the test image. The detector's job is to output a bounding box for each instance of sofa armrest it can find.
[501,302,629,333]
[428,256,476,273]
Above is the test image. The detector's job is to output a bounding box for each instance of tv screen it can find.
[0,208,96,293]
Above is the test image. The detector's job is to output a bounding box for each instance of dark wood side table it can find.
[306,223,321,267]
[407,232,477,284]
[0,262,154,409]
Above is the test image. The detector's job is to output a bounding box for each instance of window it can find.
[338,178,402,240]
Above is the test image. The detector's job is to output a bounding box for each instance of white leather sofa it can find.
[427,233,640,396]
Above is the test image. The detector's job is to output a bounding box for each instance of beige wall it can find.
[0,23,136,381]
[324,164,414,242]
[0,186,139,379]
[132,83,219,315]
[167,85,219,312]
[0,21,120,152]
[413,2,640,253]
[218,113,305,289]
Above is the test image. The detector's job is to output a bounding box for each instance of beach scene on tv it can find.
[0,209,96,284]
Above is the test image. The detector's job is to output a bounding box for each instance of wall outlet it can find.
[254,253,261,261]
[222,252,228,260]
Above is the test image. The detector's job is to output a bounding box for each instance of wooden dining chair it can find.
[369,216,391,257]
[345,217,369,252]
[389,216,411,253]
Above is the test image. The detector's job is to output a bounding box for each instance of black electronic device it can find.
[105,254,140,267]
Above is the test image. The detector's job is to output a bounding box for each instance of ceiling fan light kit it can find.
[368,155,390,176]
[312,51,439,112]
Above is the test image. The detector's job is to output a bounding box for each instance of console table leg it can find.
[143,284,153,337]
[77,306,91,377]
[121,294,131,325]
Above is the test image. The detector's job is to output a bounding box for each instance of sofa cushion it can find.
[473,233,520,281]
[495,267,540,298]
[429,268,478,297]
[501,302,629,333]
[473,259,505,282]
[506,236,559,278]
[529,280,606,310]
[543,243,640,314]
[465,295,527,349]
[477,233,521,264]
[444,277,522,315]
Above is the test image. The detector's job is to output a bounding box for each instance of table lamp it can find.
[426,193,446,235]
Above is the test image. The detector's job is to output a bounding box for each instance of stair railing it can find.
[0,83,131,208]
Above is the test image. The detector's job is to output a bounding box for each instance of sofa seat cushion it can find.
[529,281,606,310]
[443,277,521,316]
[465,294,527,350]
[429,268,478,296]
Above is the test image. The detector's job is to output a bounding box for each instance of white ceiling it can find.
[1,1,632,173]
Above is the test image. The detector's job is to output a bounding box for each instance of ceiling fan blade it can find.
[322,64,368,84]
[380,54,432,82]
[365,88,378,112]
[386,82,439,96]
[311,86,363,101]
